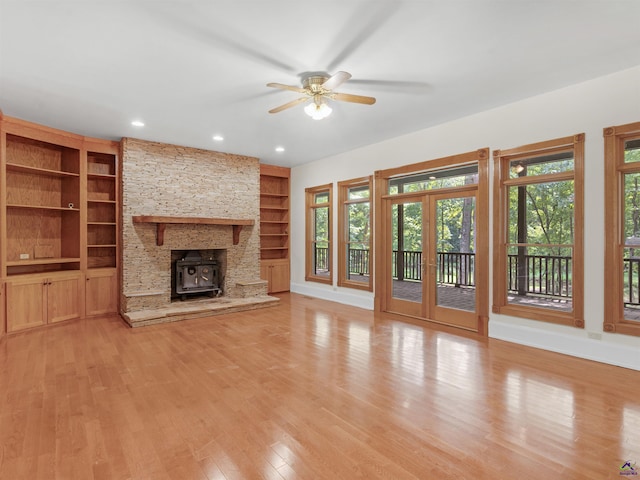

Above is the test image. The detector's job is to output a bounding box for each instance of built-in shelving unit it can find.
[4,131,82,277]
[259,164,290,293]
[0,114,120,332]
[87,150,118,269]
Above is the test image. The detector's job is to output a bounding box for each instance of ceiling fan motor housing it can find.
[303,75,330,94]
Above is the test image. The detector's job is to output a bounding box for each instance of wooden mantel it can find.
[132,216,255,246]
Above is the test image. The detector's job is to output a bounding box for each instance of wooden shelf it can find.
[132,215,255,246]
[88,244,117,248]
[6,257,81,267]
[87,172,116,179]
[260,193,288,198]
[7,163,80,178]
[7,204,80,212]
[88,199,116,204]
[88,222,116,226]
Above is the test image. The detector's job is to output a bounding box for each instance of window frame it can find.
[604,121,640,336]
[492,134,584,328]
[337,176,373,291]
[305,183,333,284]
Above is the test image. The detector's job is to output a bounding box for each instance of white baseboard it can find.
[290,282,374,310]
[490,319,640,371]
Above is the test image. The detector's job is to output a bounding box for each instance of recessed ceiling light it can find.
[131,120,145,127]
[213,135,224,141]
[275,146,285,153]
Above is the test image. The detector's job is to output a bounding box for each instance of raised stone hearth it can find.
[123,293,278,327]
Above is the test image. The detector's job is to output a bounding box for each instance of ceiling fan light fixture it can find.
[304,101,332,120]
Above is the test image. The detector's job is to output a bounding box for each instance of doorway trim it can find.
[374,148,490,334]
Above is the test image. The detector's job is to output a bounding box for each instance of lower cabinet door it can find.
[270,260,290,293]
[86,269,117,316]
[5,272,84,332]
[260,259,290,293]
[6,277,47,332]
[47,273,83,324]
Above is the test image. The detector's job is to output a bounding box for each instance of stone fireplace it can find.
[120,138,276,326]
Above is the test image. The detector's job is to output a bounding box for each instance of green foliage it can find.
[390,173,477,253]
[392,202,423,251]
[436,197,475,253]
[392,173,476,194]
[624,173,640,239]
[508,180,574,255]
[391,197,476,253]
[512,158,573,177]
[348,203,370,244]
[624,146,640,163]
[314,206,329,242]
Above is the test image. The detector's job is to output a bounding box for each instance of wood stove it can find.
[175,250,221,300]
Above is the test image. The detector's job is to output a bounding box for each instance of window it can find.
[338,177,372,291]
[493,134,584,327]
[604,121,640,336]
[305,184,333,284]
[388,164,479,194]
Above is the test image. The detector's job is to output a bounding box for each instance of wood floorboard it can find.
[1,292,639,479]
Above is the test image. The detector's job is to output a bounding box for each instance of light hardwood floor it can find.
[1,292,639,479]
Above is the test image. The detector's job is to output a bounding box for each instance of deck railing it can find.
[348,248,370,275]
[390,251,475,286]
[625,257,640,306]
[314,247,329,273]
[507,253,572,298]
[316,247,640,305]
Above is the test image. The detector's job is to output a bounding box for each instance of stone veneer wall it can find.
[121,137,262,313]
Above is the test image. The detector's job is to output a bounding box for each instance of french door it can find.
[384,190,478,330]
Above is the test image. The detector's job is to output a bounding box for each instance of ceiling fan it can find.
[267,71,376,119]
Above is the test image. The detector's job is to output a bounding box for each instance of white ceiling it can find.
[1,1,640,168]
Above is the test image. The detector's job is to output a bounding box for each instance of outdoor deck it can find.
[392,280,573,312]
[345,276,574,313]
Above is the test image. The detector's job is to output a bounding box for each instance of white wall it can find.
[290,65,640,370]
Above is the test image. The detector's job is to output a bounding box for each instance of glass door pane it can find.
[346,201,370,283]
[391,201,423,304]
[313,206,330,277]
[434,196,476,312]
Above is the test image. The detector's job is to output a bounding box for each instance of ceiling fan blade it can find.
[332,92,376,105]
[268,96,309,114]
[322,71,352,91]
[267,82,307,94]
